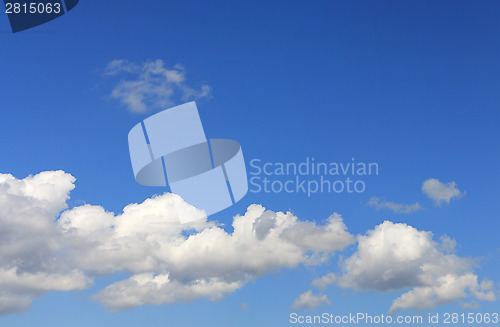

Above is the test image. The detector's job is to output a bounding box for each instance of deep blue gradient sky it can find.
[0,1,499,326]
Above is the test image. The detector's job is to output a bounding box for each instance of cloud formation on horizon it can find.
[0,170,494,315]
[0,170,353,313]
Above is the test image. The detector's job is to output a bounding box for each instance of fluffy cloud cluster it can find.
[0,170,494,315]
[422,178,465,205]
[104,59,212,112]
[67,204,354,311]
[312,221,496,313]
[0,171,354,314]
[0,171,90,314]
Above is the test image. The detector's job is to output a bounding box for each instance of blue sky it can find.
[0,1,499,326]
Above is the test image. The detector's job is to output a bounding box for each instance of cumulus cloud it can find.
[96,274,242,311]
[0,170,494,315]
[104,59,212,112]
[315,221,495,313]
[366,196,422,214]
[390,274,495,313]
[422,178,465,206]
[0,171,354,314]
[291,291,331,311]
[0,171,91,315]
[81,205,354,311]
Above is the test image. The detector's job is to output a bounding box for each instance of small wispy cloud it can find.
[460,301,480,309]
[366,196,422,214]
[104,59,212,113]
[438,235,457,253]
[422,178,465,206]
[311,273,336,290]
[291,291,331,311]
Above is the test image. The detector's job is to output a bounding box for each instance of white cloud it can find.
[0,295,31,315]
[104,59,212,112]
[439,235,457,253]
[80,205,354,310]
[460,300,480,309]
[390,274,495,313]
[291,291,331,310]
[0,170,494,315]
[316,221,495,313]
[0,171,90,315]
[96,274,242,311]
[0,170,354,314]
[422,178,465,205]
[367,196,422,214]
[311,273,336,290]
